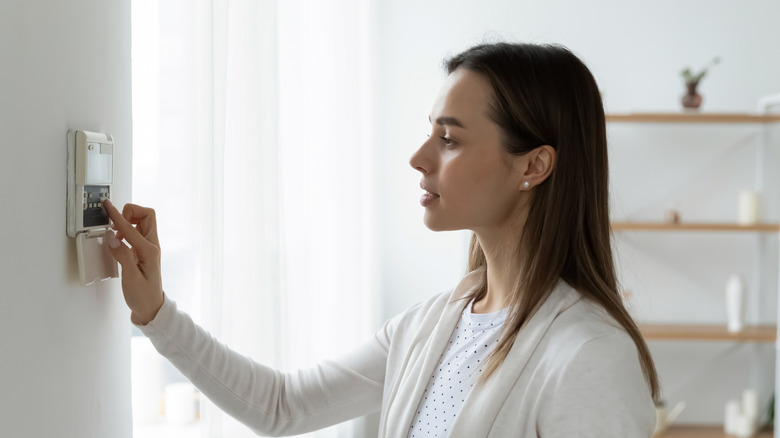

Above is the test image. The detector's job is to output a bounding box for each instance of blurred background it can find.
[1,1,779,437]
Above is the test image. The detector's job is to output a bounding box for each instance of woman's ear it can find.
[517,145,556,190]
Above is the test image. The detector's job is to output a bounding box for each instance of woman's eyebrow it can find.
[429,115,467,129]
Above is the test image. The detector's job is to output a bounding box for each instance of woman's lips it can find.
[420,191,440,207]
[419,181,439,206]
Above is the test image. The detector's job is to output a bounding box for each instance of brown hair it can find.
[447,42,659,399]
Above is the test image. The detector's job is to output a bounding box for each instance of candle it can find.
[724,400,741,435]
[725,275,745,333]
[733,412,755,437]
[737,190,760,225]
[743,388,760,427]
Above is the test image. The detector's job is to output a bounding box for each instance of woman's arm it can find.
[139,295,386,436]
[103,201,387,435]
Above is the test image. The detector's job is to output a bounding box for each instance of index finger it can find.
[103,200,157,257]
[121,203,160,248]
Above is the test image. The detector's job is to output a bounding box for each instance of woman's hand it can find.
[103,200,165,326]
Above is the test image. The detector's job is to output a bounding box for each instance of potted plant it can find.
[680,57,720,111]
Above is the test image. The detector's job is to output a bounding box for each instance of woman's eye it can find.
[440,136,455,146]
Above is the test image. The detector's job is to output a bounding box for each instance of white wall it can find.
[372,0,780,425]
[0,1,132,436]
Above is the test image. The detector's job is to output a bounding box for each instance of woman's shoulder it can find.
[534,287,655,436]
[542,281,640,367]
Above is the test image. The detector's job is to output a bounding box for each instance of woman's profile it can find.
[104,42,659,437]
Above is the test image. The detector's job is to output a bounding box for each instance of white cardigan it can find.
[138,269,655,437]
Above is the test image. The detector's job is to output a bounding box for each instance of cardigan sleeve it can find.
[137,295,390,436]
[536,329,656,438]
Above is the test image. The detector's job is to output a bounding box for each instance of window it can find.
[130,1,377,437]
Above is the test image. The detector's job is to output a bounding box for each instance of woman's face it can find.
[409,68,528,233]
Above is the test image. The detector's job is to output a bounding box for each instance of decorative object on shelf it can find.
[744,388,760,430]
[654,400,686,435]
[680,57,720,111]
[664,208,681,224]
[726,274,746,333]
[738,190,762,225]
[725,388,760,436]
[726,399,741,435]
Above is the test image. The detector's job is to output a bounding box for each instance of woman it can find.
[104,42,659,437]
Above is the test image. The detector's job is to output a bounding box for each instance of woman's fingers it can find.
[104,230,138,272]
[101,200,165,326]
[103,200,158,259]
[121,203,160,248]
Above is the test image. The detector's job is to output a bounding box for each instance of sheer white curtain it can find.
[131,0,378,437]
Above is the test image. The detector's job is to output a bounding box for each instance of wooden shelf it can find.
[640,324,777,342]
[612,222,780,233]
[606,113,780,124]
[657,425,773,437]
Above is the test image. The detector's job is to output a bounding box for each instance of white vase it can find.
[725,275,745,333]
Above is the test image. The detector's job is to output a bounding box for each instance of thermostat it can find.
[67,130,118,285]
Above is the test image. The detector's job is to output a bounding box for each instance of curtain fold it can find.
[132,0,377,437]
[207,0,376,437]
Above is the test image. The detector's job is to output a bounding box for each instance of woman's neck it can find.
[471,223,525,314]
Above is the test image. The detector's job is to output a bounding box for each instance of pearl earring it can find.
[522,181,531,189]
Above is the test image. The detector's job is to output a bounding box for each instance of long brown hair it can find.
[448,42,659,399]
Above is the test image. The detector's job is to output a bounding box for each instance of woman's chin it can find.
[422,214,443,231]
[422,214,460,232]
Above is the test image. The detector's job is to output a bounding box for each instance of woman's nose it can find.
[409,138,433,174]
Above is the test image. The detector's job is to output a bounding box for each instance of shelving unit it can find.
[606,113,780,124]
[658,425,773,437]
[612,222,780,233]
[640,324,776,343]
[609,112,779,437]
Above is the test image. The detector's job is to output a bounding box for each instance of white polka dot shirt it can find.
[407,300,509,437]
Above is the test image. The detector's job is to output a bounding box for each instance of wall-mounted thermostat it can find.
[67,130,118,286]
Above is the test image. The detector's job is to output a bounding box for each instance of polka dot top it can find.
[407,299,509,438]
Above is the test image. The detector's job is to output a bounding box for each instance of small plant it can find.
[681,57,721,86]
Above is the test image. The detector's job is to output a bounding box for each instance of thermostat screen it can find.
[82,185,110,227]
